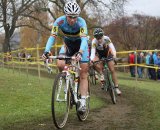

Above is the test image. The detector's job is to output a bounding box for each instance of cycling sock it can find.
[81,96,86,106]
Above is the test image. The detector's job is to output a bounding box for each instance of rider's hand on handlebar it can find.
[42,52,49,60]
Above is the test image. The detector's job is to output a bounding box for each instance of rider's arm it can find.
[104,36,117,58]
[44,17,62,52]
[109,42,116,58]
[79,18,88,54]
[90,39,96,61]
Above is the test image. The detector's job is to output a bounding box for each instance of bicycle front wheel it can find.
[108,83,117,104]
[104,70,117,104]
[51,72,70,129]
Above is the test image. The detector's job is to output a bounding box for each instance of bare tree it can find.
[45,0,128,28]
[0,0,43,52]
[106,14,160,50]
[0,0,128,52]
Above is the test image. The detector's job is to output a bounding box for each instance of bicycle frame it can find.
[92,57,116,104]
[103,62,114,88]
[48,55,81,104]
[62,62,80,104]
[46,55,90,129]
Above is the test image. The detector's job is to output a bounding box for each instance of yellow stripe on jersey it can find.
[61,32,80,37]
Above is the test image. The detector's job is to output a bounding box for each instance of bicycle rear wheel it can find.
[76,78,90,121]
[89,67,97,85]
[51,72,70,129]
[104,70,117,104]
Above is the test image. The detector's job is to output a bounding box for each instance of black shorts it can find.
[96,46,113,62]
[64,38,81,56]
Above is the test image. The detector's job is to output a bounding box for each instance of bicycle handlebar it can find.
[45,55,81,72]
[49,55,76,60]
[91,57,118,65]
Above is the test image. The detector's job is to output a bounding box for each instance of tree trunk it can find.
[3,36,10,53]
[3,23,11,53]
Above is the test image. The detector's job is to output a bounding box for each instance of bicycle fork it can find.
[56,72,69,102]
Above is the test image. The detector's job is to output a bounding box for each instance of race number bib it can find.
[51,26,58,35]
[80,27,87,37]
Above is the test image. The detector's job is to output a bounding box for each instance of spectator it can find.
[26,53,32,62]
[154,51,160,79]
[128,52,135,77]
[137,52,144,78]
[149,51,156,80]
[144,52,151,78]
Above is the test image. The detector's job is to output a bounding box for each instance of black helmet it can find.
[93,28,104,39]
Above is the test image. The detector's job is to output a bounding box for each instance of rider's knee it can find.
[80,69,88,79]
[80,72,88,79]
[57,60,65,71]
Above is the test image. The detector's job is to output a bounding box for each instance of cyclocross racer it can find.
[42,1,89,112]
[90,28,121,95]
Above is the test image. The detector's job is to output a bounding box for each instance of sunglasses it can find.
[94,34,103,40]
[68,16,78,19]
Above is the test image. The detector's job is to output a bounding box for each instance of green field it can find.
[0,68,160,130]
[118,72,160,129]
[0,68,104,129]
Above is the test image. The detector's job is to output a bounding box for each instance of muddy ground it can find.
[3,82,139,130]
[62,85,136,130]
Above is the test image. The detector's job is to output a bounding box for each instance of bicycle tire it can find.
[76,78,90,121]
[91,70,97,85]
[51,72,70,129]
[90,70,97,85]
[104,69,117,104]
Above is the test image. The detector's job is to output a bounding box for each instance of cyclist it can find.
[42,1,89,112]
[90,28,121,95]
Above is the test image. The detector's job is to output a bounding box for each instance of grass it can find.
[0,69,52,127]
[0,68,104,129]
[118,73,160,129]
[1,67,160,130]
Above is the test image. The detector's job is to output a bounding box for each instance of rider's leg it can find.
[93,56,103,74]
[108,60,118,86]
[78,44,89,112]
[80,63,89,97]
[57,45,66,72]
[108,60,121,95]
[93,56,104,81]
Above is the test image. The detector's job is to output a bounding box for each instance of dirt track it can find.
[3,83,137,130]
[62,85,136,130]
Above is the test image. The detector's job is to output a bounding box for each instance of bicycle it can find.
[92,57,117,104]
[46,55,90,129]
[88,64,97,85]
